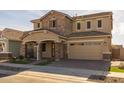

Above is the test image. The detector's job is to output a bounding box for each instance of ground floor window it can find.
[42,43,46,52]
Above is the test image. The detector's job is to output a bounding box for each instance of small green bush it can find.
[18,55,24,60]
[11,58,30,64]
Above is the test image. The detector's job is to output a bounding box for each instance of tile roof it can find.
[31,10,73,22]
[33,28,65,36]
[23,29,111,39]
[2,28,23,41]
[67,31,111,37]
[73,12,112,19]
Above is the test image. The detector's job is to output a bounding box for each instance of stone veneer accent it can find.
[55,43,61,61]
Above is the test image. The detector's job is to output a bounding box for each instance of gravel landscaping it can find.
[88,75,124,83]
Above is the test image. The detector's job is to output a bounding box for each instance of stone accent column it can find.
[20,44,26,57]
[63,44,68,59]
[55,42,61,61]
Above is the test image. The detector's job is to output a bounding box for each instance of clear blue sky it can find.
[0,10,123,45]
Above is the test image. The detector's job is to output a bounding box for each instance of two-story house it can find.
[0,10,113,61]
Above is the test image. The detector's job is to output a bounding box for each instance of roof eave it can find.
[68,35,112,39]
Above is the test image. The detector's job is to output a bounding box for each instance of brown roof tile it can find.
[2,28,23,41]
[67,31,111,37]
[73,12,112,19]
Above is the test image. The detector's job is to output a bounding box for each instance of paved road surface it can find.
[0,70,94,83]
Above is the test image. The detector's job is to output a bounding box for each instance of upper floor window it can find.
[49,20,57,28]
[77,22,81,30]
[87,21,91,29]
[97,20,102,28]
[52,20,56,27]
[37,23,40,28]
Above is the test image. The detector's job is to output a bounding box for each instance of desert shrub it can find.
[119,62,124,69]
[18,55,24,60]
[11,56,31,64]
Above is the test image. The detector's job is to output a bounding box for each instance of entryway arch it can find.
[25,41,37,59]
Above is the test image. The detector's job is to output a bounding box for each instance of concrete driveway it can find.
[0,61,110,83]
[48,60,111,71]
[0,63,100,83]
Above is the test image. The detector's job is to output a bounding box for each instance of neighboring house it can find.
[0,28,23,57]
[112,45,124,61]
[0,10,113,61]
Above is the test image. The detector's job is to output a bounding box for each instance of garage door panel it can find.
[68,44,102,60]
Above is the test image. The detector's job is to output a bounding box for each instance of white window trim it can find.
[86,20,92,31]
[97,19,103,29]
[49,18,57,29]
[37,23,41,29]
[76,22,81,31]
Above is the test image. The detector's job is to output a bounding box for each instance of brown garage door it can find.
[68,43,103,60]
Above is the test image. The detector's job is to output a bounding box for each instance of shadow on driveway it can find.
[48,60,111,71]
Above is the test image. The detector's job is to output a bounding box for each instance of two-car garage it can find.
[68,40,103,60]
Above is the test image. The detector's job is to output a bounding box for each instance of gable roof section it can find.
[67,31,111,38]
[31,10,72,22]
[31,10,112,23]
[21,28,66,40]
[2,28,23,41]
[40,10,72,20]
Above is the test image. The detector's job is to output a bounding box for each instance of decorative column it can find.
[67,43,70,59]
[55,42,61,61]
[36,43,40,61]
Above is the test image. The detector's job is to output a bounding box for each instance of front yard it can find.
[110,67,124,73]
[110,62,124,73]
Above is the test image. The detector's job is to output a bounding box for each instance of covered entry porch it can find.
[25,40,67,61]
[21,30,67,61]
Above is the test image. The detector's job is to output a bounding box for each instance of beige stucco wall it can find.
[73,15,112,33]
